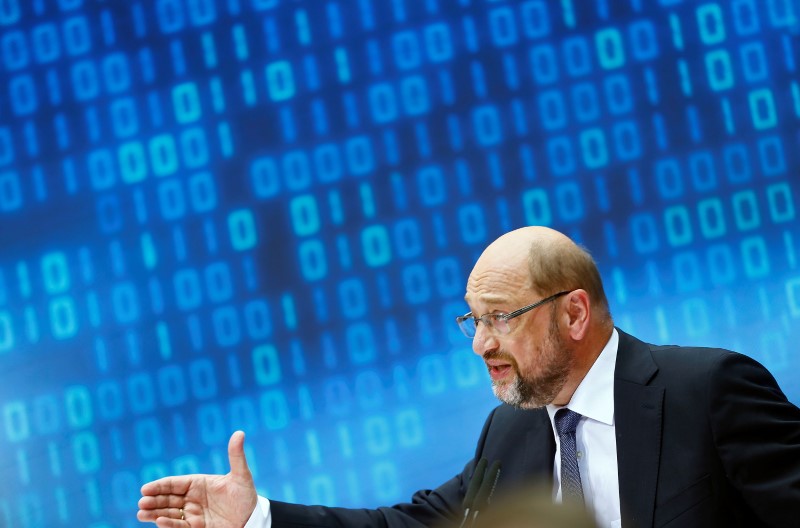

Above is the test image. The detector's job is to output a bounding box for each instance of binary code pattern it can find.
[0,1,798,526]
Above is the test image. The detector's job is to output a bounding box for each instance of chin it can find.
[493,383,547,410]
[505,395,550,410]
[493,375,562,409]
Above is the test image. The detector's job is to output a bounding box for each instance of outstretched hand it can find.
[137,431,258,527]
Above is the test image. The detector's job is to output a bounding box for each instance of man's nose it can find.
[472,323,499,356]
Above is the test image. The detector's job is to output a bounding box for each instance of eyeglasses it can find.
[456,291,571,338]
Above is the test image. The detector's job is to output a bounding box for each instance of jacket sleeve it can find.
[270,407,500,528]
[708,352,800,526]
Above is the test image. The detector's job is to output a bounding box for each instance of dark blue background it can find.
[0,1,798,526]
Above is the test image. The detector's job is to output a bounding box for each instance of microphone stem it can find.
[466,509,480,528]
[456,508,471,528]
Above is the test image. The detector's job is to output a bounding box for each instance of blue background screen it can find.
[0,1,798,526]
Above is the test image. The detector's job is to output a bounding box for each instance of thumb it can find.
[228,430,252,478]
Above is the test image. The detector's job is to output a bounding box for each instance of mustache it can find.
[483,350,518,365]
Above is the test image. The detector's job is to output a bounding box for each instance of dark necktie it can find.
[555,408,584,504]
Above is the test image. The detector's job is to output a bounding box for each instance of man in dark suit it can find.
[138,227,800,527]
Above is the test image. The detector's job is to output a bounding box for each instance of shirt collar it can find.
[546,328,618,426]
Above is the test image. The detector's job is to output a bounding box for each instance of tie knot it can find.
[555,408,582,435]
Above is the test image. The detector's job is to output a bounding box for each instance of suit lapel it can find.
[614,330,664,528]
[522,410,556,481]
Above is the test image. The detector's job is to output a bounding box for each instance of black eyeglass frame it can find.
[455,290,572,338]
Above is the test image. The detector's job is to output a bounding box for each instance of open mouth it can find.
[486,360,514,381]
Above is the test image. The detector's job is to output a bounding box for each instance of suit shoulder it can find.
[646,342,773,389]
[648,343,755,369]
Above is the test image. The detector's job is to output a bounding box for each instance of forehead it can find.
[465,236,533,306]
[464,266,531,308]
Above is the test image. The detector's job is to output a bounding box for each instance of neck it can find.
[552,323,614,406]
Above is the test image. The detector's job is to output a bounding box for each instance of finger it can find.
[228,430,251,478]
[137,508,185,522]
[141,475,192,496]
[137,509,158,523]
[139,494,186,510]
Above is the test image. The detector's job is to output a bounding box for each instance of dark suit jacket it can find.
[272,329,800,527]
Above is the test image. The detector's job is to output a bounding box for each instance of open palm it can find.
[138,431,258,528]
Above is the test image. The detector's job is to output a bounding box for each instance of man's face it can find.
[465,266,574,409]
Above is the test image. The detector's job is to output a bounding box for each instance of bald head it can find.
[470,227,612,323]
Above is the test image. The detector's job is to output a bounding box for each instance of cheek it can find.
[514,334,559,374]
[505,338,536,369]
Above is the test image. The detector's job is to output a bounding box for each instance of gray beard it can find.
[492,367,568,409]
[491,312,571,409]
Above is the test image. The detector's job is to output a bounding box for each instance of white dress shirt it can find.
[245,329,622,528]
[546,328,621,528]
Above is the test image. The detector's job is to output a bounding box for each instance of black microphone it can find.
[466,460,501,528]
[457,458,487,528]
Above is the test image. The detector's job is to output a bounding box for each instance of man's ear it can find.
[564,289,591,341]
